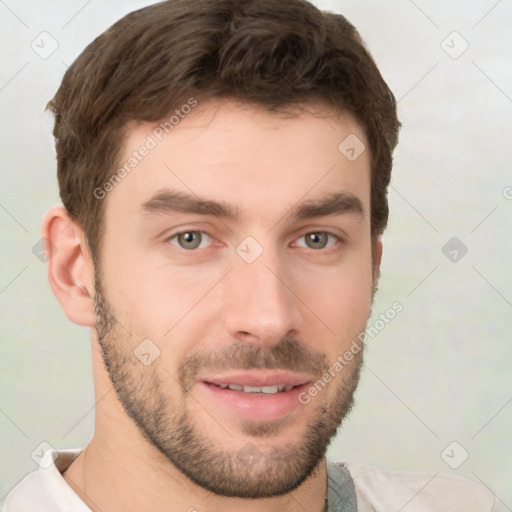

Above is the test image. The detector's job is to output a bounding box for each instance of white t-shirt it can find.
[0,449,496,511]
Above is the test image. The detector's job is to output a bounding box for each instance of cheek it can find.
[311,278,371,332]
[291,256,373,352]
[102,258,222,354]
[296,252,374,311]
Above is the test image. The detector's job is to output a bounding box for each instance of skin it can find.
[42,100,382,512]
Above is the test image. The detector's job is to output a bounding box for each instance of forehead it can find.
[105,100,371,223]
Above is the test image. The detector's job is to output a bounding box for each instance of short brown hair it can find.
[47,0,400,261]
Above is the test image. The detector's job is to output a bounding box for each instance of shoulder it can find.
[329,460,496,512]
[1,449,89,512]
[1,470,45,511]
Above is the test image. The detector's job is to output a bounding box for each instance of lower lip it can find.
[197,382,309,423]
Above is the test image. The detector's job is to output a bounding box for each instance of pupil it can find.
[180,231,201,249]
[307,232,327,249]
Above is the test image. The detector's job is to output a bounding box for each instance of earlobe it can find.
[41,206,96,327]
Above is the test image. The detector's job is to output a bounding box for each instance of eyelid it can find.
[292,224,347,242]
[162,222,217,242]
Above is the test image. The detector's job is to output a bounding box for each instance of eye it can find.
[295,232,339,250]
[168,231,213,250]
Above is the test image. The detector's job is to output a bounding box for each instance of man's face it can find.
[93,101,375,498]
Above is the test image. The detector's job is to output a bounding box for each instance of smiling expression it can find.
[92,100,377,497]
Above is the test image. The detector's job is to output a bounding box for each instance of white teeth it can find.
[217,383,293,394]
[260,385,279,394]
[243,385,263,393]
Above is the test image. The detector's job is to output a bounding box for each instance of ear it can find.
[41,206,96,327]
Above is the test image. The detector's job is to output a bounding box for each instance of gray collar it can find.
[326,461,357,511]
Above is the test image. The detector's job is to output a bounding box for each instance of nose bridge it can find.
[223,239,300,344]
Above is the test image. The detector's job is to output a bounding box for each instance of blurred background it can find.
[1,0,511,508]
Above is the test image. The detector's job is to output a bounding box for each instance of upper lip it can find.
[200,369,314,388]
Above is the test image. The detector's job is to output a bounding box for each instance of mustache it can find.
[178,338,329,389]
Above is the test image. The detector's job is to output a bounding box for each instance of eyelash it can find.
[166,230,342,252]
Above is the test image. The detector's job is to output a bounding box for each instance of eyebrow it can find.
[141,189,240,220]
[293,193,364,220]
[140,189,364,222]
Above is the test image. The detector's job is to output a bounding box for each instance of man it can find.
[1,0,496,510]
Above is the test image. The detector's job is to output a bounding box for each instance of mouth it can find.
[206,382,296,394]
[195,370,314,423]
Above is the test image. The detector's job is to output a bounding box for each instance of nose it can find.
[222,245,303,347]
